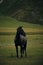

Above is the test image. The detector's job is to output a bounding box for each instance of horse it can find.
[14,34,27,57]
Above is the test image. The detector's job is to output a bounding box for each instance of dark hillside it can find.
[0,0,43,24]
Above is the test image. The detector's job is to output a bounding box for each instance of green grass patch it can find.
[0,32,43,35]
[0,35,43,65]
[0,16,43,29]
[0,16,43,65]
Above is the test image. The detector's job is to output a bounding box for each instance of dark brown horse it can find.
[14,26,27,57]
[14,35,27,57]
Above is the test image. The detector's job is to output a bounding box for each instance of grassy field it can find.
[0,35,43,65]
[0,17,43,65]
[0,16,43,34]
[0,16,43,28]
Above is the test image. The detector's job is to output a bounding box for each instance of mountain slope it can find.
[0,0,43,24]
[0,16,43,28]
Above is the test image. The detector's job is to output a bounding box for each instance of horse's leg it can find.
[15,46,18,57]
[25,44,27,57]
[20,46,23,57]
[22,46,24,54]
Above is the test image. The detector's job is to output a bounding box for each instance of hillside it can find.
[0,0,43,24]
[0,16,43,28]
[0,17,43,35]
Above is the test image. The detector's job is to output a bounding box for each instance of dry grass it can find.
[0,27,43,33]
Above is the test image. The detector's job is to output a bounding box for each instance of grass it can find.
[0,16,43,35]
[0,35,43,65]
[0,16,43,65]
[0,16,43,28]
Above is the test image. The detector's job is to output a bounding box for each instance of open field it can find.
[0,17,43,65]
[0,35,43,65]
[0,16,43,34]
[0,27,43,33]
